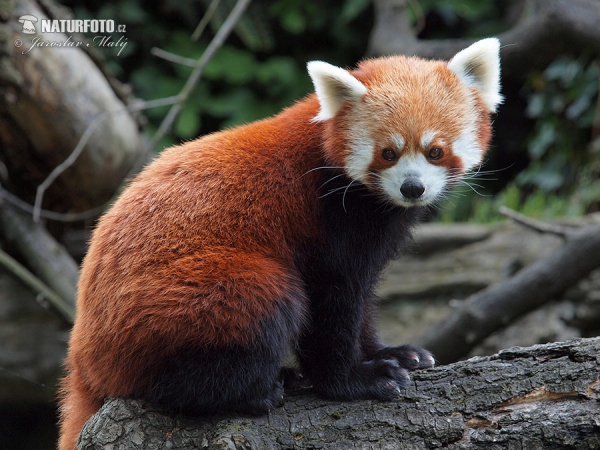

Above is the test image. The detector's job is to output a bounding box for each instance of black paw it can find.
[372,345,435,371]
[237,379,284,415]
[363,359,411,399]
[280,367,311,390]
[316,359,410,402]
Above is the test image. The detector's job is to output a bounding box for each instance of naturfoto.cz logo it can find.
[15,14,128,56]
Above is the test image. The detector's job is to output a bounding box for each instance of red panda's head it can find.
[307,38,502,208]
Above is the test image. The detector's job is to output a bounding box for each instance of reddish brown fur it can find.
[58,97,325,450]
[324,57,476,184]
[355,57,472,143]
[474,92,493,150]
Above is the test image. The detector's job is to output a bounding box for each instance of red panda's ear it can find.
[307,61,367,122]
[448,38,503,113]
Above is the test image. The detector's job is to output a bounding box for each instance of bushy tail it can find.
[57,373,103,450]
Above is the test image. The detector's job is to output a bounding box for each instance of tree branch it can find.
[149,0,252,148]
[0,205,78,324]
[78,337,600,449]
[368,0,600,79]
[0,247,73,324]
[418,222,600,364]
[498,206,575,238]
[28,96,180,223]
[0,0,146,213]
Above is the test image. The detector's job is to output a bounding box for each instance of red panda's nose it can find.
[400,178,425,199]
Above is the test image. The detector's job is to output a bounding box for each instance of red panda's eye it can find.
[428,147,443,160]
[382,149,397,161]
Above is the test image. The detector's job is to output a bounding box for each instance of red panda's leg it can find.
[296,283,410,401]
[141,301,300,416]
[359,300,386,357]
[360,300,435,370]
[137,252,307,416]
[296,282,433,401]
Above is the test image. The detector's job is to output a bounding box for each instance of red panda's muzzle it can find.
[399,178,425,200]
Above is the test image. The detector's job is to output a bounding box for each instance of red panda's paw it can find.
[354,359,410,401]
[317,359,410,402]
[280,366,310,390]
[238,379,284,416]
[371,344,435,371]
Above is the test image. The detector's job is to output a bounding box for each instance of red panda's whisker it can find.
[300,166,345,178]
[456,180,492,197]
[319,181,366,200]
[341,181,357,213]
[318,173,346,190]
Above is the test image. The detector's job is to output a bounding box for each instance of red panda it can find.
[58,38,501,449]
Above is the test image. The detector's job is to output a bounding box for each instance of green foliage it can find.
[419,0,496,21]
[269,1,319,34]
[512,55,599,218]
[521,55,599,191]
[415,0,506,37]
[199,0,275,52]
[63,0,374,150]
[437,182,593,224]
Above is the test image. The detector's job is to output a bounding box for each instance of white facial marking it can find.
[346,133,374,183]
[420,131,437,149]
[391,134,405,152]
[453,126,483,170]
[378,154,447,207]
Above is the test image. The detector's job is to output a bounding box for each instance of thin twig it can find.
[29,0,251,223]
[0,247,74,325]
[29,96,180,223]
[151,48,196,67]
[499,206,576,238]
[150,0,252,148]
[192,0,223,41]
[0,186,107,222]
[33,116,105,222]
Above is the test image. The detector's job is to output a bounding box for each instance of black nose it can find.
[400,178,425,199]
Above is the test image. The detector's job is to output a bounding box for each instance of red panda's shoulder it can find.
[143,95,324,179]
[93,95,326,263]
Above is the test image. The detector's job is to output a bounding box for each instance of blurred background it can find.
[1,0,599,448]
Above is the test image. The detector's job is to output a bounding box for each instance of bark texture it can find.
[0,0,145,212]
[78,337,600,450]
[0,206,78,307]
[368,0,600,80]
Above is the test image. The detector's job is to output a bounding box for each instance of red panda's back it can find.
[68,98,324,400]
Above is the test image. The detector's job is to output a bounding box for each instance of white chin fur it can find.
[377,154,447,207]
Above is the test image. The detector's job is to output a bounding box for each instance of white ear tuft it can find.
[448,38,503,112]
[307,61,367,121]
